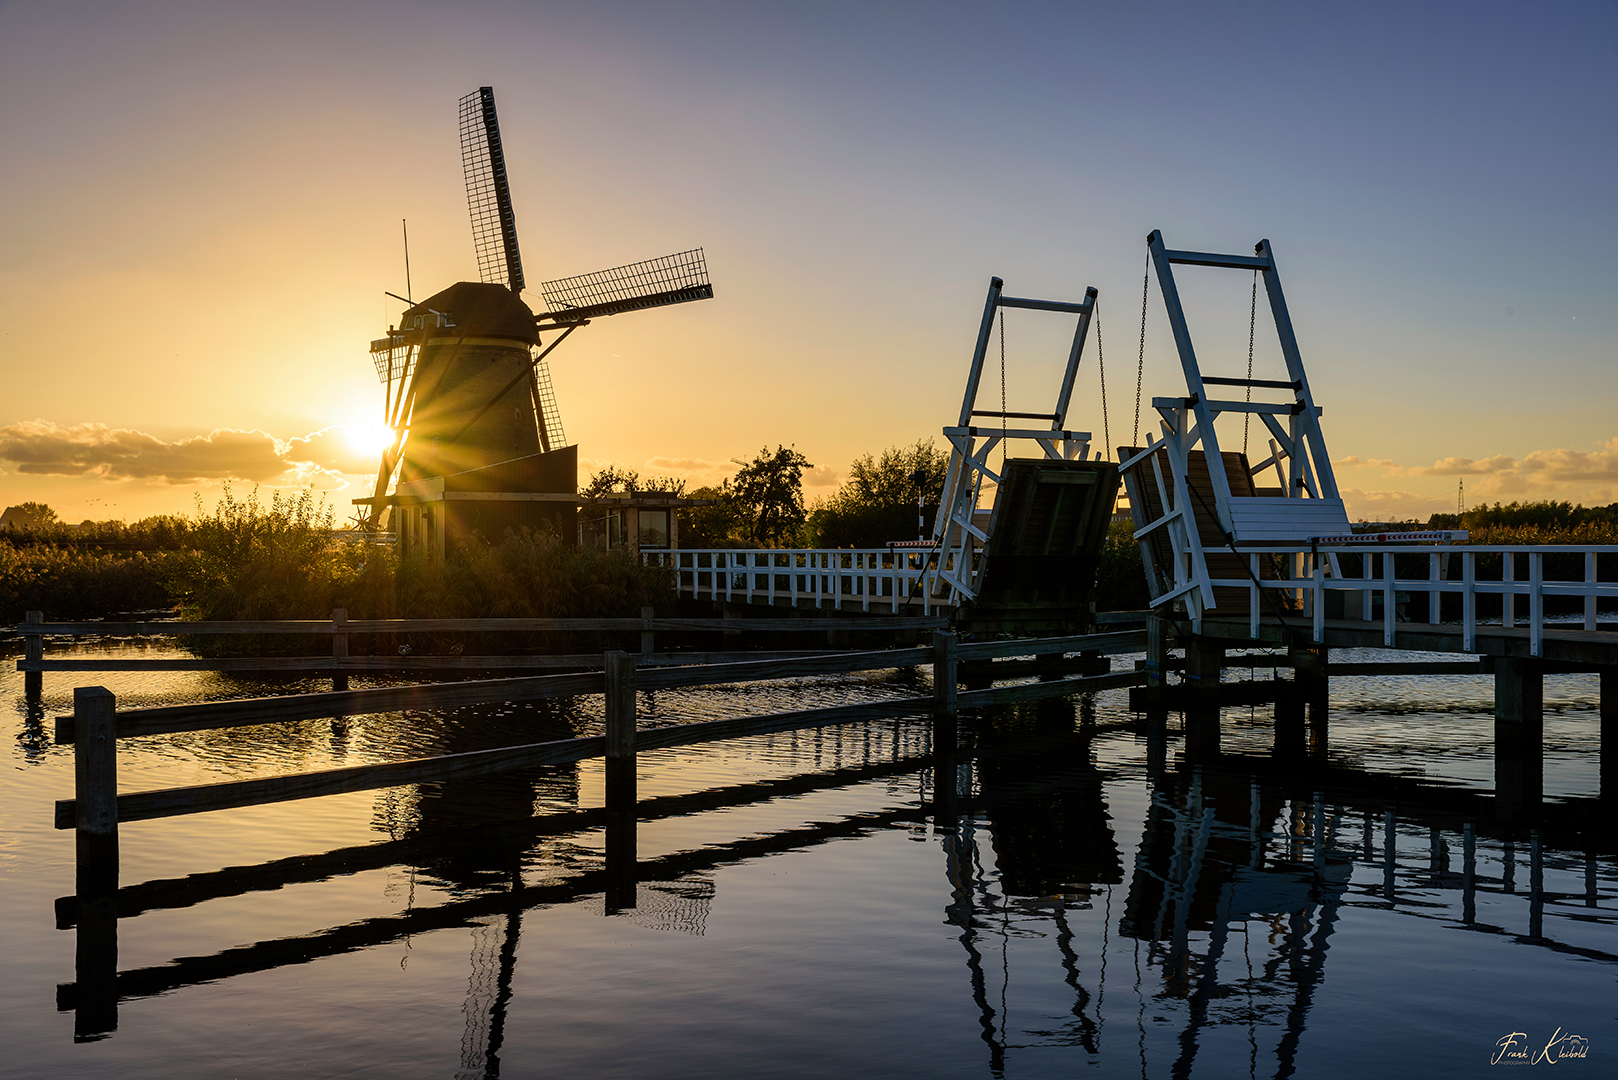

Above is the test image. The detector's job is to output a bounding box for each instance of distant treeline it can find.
[1426,500,1618,545]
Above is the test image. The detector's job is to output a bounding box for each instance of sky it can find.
[1,0,1615,525]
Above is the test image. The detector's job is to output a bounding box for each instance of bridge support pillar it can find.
[1183,638,1223,759]
[71,686,119,1040]
[1143,616,1170,776]
[1602,670,1617,805]
[24,610,43,699]
[931,632,961,820]
[1494,657,1543,821]
[604,651,638,912]
[1290,645,1329,756]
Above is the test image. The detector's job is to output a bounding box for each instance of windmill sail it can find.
[459,87,525,293]
[539,248,712,325]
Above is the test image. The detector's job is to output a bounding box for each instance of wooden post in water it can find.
[1183,637,1223,759]
[1290,645,1329,756]
[331,609,349,692]
[932,631,959,819]
[73,686,119,1040]
[640,606,655,655]
[1601,670,1616,805]
[1144,615,1170,776]
[604,651,637,806]
[24,610,43,699]
[603,651,637,911]
[1494,657,1544,821]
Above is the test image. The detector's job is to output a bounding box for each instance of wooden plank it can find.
[54,660,1152,850]
[1327,661,1486,676]
[21,649,887,674]
[15,615,948,636]
[1096,610,1152,625]
[56,733,608,828]
[55,670,606,744]
[957,670,1143,709]
[635,696,935,753]
[956,630,1143,661]
[51,648,942,744]
[638,648,931,690]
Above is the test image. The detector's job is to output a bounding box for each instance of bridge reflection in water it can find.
[53,687,1616,1078]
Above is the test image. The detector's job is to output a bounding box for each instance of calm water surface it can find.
[2,638,1613,1078]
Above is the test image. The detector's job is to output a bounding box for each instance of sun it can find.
[338,408,394,459]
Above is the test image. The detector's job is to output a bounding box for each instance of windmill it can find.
[357,86,714,553]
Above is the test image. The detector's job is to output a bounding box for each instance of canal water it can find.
[2,638,1613,1078]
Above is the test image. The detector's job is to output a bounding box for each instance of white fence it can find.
[1205,544,1618,655]
[645,549,950,613]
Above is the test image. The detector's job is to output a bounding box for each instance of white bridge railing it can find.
[644,549,954,613]
[1204,544,1618,655]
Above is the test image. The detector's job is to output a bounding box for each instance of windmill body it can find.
[357,86,711,556]
[387,282,577,555]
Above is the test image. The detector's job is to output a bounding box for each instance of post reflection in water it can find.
[42,673,1618,1079]
[924,693,1617,1080]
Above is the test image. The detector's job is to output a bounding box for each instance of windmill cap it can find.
[403,282,539,344]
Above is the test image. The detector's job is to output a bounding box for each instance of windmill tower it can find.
[358,87,714,555]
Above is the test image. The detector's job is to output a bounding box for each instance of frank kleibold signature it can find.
[1492,1028,1591,1065]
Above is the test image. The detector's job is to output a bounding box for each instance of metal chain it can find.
[1095,300,1111,461]
[1244,269,1257,456]
[1133,249,1148,447]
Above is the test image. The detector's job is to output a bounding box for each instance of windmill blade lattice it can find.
[540,248,712,324]
[459,87,525,293]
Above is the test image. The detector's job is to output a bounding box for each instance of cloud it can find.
[1336,437,1618,513]
[0,419,365,486]
[1411,454,1515,477]
[1334,455,1405,473]
[641,455,736,488]
[1339,487,1453,522]
[285,426,380,476]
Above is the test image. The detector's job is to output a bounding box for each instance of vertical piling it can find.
[24,609,43,699]
[1601,669,1616,804]
[330,609,349,692]
[1494,657,1544,821]
[640,606,655,656]
[1144,616,1170,775]
[603,651,637,912]
[73,686,118,1040]
[1289,645,1329,755]
[1182,637,1223,759]
[932,631,959,818]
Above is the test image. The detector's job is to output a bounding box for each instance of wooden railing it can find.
[54,629,1144,837]
[1204,543,1618,653]
[646,548,965,613]
[13,610,948,694]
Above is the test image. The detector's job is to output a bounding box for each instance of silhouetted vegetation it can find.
[808,440,948,548]
[1,488,673,634]
[1428,500,1618,540]
[1093,518,1150,612]
[0,544,172,623]
[729,444,812,546]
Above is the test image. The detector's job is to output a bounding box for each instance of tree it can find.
[582,465,687,499]
[730,445,812,546]
[681,484,747,546]
[808,439,950,548]
[581,465,641,498]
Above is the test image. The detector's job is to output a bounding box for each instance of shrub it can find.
[0,544,173,623]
